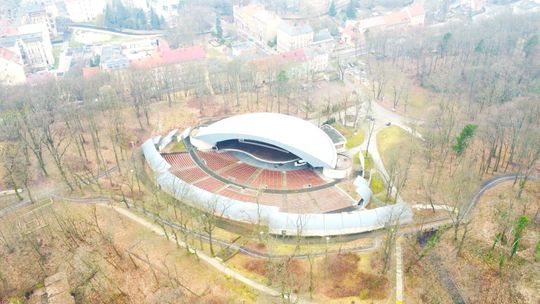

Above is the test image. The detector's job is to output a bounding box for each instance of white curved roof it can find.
[194,113,337,168]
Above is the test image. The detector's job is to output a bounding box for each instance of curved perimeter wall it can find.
[143,134,413,237]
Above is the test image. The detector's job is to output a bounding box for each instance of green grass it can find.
[376,126,411,159]
[332,123,364,148]
[353,150,373,173]
[52,45,61,69]
[167,141,186,153]
[369,172,384,194]
[345,130,364,148]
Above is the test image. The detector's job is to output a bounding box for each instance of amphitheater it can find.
[142,112,412,236]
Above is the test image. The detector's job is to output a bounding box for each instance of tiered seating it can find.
[315,187,355,213]
[219,188,256,202]
[285,169,326,189]
[258,193,285,208]
[163,153,196,168]
[175,167,209,183]
[281,193,320,213]
[222,163,258,184]
[250,170,283,189]
[194,177,226,192]
[197,151,238,171]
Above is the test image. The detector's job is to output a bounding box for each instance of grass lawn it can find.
[376,126,417,162]
[162,141,186,153]
[353,150,373,171]
[369,171,384,194]
[332,123,364,148]
[52,45,62,69]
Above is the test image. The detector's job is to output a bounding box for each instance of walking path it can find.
[396,237,403,304]
[98,203,310,303]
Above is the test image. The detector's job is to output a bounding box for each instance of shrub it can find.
[243,259,267,276]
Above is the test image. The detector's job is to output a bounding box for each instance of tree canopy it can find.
[104,0,164,30]
[452,124,478,156]
[328,0,337,17]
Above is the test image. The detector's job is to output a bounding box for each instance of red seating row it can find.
[162,153,196,168]
[218,188,256,202]
[175,166,208,183]
[197,151,238,171]
[222,163,258,184]
[194,177,226,192]
[285,169,325,189]
[250,170,283,190]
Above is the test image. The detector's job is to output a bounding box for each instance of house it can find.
[0,47,26,85]
[341,23,364,48]
[65,0,106,22]
[234,5,284,45]
[276,23,314,52]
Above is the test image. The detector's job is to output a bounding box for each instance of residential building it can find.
[100,45,129,70]
[21,3,58,38]
[234,5,284,45]
[130,39,206,69]
[65,0,106,22]
[277,23,314,52]
[341,3,425,47]
[312,29,335,52]
[0,23,54,72]
[404,3,425,26]
[304,47,329,73]
[0,48,26,85]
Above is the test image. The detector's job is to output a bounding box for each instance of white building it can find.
[234,5,284,45]
[276,23,313,52]
[21,3,58,38]
[0,24,54,72]
[65,0,106,23]
[0,48,26,85]
[304,47,329,73]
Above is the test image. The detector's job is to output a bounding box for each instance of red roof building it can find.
[130,39,206,69]
[82,66,100,79]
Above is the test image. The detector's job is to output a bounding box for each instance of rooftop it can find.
[195,113,338,168]
[313,29,333,43]
[130,39,206,69]
[0,47,21,64]
[279,23,313,36]
[320,124,347,145]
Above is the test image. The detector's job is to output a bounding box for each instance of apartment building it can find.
[276,23,314,52]
[234,5,284,45]
[0,23,54,72]
[65,0,106,22]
